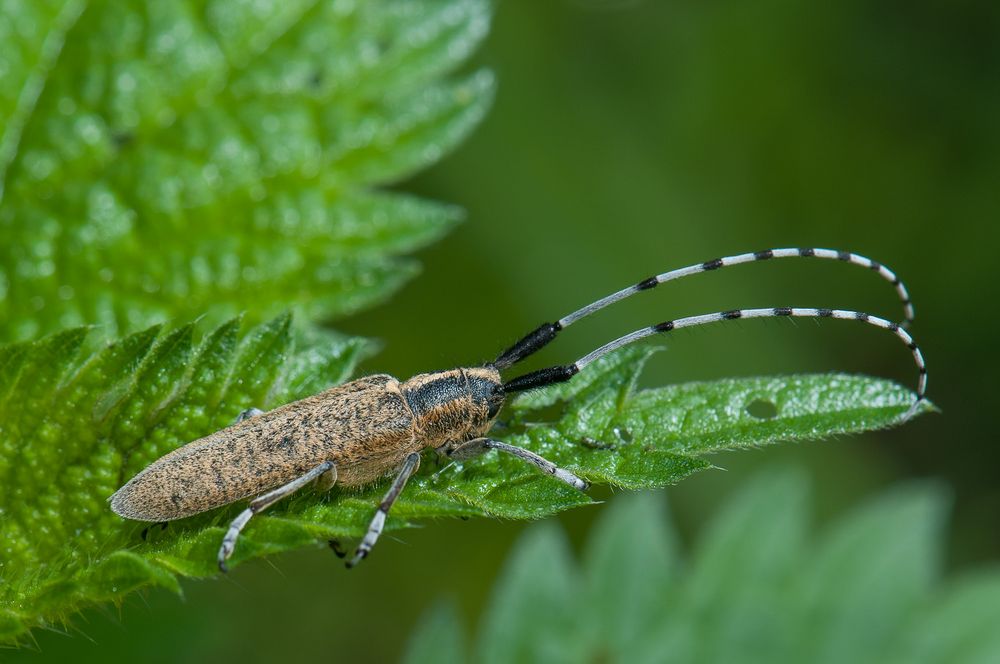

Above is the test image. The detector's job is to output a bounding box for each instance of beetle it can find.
[109,247,927,571]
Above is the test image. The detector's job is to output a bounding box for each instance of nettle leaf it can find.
[406,471,1000,664]
[0,315,374,643]
[403,601,468,664]
[0,319,928,645]
[0,0,494,341]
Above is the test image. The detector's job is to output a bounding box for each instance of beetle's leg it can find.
[347,452,421,568]
[234,407,265,424]
[141,522,169,541]
[449,438,589,491]
[218,460,337,573]
[328,539,347,559]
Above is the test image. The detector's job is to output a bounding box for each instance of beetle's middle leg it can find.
[218,460,337,572]
[347,452,421,568]
[448,438,589,491]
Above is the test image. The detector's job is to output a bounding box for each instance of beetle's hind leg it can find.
[347,453,421,568]
[218,460,338,573]
[448,438,589,491]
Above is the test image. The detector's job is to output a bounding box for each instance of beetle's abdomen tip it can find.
[108,485,140,520]
[109,482,163,522]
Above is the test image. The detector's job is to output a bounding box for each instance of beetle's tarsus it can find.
[346,550,366,569]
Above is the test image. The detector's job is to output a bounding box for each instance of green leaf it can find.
[406,470,1000,664]
[672,471,810,663]
[402,601,467,664]
[580,492,679,658]
[789,484,946,663]
[0,315,375,644]
[0,1,86,193]
[0,317,929,645]
[474,523,580,664]
[0,0,494,341]
[893,572,1000,664]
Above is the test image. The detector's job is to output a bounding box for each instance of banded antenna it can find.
[493,248,925,416]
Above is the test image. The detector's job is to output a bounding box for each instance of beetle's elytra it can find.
[110,247,927,571]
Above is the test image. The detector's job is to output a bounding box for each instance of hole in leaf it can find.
[746,399,778,420]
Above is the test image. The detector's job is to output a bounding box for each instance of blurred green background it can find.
[13,0,997,661]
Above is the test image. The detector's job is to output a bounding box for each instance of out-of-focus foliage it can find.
[0,0,493,341]
[0,324,925,645]
[405,469,1000,664]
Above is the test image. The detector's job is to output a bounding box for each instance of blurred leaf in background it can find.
[405,469,1000,664]
[0,323,926,644]
[0,0,493,341]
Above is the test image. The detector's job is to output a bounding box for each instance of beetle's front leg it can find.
[448,438,589,491]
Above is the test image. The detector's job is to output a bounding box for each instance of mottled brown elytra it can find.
[110,248,927,571]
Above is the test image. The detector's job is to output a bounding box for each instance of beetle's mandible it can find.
[110,247,928,571]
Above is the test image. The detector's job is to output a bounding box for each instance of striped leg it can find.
[448,437,588,491]
[218,460,337,573]
[347,453,421,568]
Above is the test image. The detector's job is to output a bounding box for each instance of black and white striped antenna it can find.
[493,247,925,417]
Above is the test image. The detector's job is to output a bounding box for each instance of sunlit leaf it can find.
[0,0,494,341]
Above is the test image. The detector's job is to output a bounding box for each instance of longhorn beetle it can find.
[110,247,927,571]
